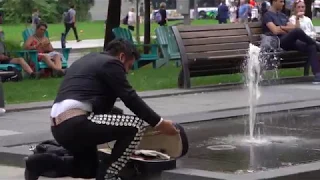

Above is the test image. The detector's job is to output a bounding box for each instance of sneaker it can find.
[313,75,320,84]
[77,39,82,42]
[29,72,40,79]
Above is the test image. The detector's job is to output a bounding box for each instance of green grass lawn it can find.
[3,63,305,104]
[2,18,319,104]
[5,18,320,42]
[2,19,220,42]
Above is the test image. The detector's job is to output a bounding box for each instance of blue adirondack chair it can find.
[22,28,71,72]
[0,31,28,72]
[112,27,167,70]
[0,41,24,71]
[155,26,181,67]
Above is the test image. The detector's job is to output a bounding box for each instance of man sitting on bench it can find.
[262,0,320,83]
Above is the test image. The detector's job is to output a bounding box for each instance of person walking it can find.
[64,4,81,42]
[217,0,229,24]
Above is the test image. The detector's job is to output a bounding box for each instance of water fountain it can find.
[165,44,320,179]
[246,43,262,140]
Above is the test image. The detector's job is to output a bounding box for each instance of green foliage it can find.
[3,40,22,51]
[1,0,94,24]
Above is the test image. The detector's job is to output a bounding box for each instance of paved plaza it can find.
[1,82,320,179]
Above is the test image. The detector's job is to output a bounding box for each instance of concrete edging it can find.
[4,76,313,113]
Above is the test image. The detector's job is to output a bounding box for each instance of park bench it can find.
[22,28,71,73]
[112,27,167,69]
[155,26,181,67]
[172,23,312,89]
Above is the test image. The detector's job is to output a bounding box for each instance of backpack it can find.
[122,14,129,25]
[63,11,71,23]
[26,140,73,178]
[155,11,162,23]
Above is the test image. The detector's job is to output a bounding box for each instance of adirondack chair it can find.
[112,27,166,70]
[22,28,71,72]
[155,26,181,67]
[0,31,28,72]
[0,41,23,71]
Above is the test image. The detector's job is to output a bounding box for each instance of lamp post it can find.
[136,0,140,44]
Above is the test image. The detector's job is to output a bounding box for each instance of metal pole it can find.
[135,0,140,44]
[194,0,198,20]
[0,77,5,109]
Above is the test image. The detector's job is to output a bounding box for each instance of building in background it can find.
[89,0,134,21]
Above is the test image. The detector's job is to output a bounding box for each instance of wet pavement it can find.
[178,108,320,174]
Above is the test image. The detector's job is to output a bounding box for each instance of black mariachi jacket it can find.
[54,52,161,127]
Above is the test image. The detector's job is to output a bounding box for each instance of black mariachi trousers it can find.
[51,112,146,179]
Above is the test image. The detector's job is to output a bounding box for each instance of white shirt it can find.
[128,11,136,26]
[289,15,317,39]
[50,99,92,118]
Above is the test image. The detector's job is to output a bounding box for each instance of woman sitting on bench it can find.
[289,0,318,40]
[262,0,320,84]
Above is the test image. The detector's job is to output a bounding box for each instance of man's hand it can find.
[155,120,179,135]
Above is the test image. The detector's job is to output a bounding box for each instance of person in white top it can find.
[289,0,317,40]
[229,1,238,23]
[128,7,136,31]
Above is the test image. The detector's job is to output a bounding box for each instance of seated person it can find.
[0,44,37,78]
[289,0,317,40]
[262,0,320,83]
[24,23,65,76]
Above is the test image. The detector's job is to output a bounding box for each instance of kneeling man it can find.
[25,39,179,180]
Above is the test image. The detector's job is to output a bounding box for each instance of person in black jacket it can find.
[158,2,167,26]
[24,39,179,180]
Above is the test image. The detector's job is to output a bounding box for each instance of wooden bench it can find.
[172,22,312,89]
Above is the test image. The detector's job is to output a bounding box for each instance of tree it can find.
[104,0,122,49]
[1,0,94,23]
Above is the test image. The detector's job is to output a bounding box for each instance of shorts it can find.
[0,58,12,64]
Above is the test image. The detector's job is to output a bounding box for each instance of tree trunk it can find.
[104,0,122,50]
[305,0,312,19]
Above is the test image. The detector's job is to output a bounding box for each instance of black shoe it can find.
[52,69,65,77]
[29,72,40,79]
[103,174,123,180]
[24,167,39,180]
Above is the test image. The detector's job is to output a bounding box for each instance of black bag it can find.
[27,140,72,178]
[122,14,129,25]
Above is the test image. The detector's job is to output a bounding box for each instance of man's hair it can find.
[105,39,140,61]
[36,22,48,29]
[70,4,75,8]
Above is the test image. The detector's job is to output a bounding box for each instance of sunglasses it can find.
[295,0,304,3]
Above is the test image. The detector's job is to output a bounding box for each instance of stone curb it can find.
[4,76,313,113]
[4,83,244,113]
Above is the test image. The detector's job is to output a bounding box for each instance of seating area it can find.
[0,23,313,88]
[170,22,315,88]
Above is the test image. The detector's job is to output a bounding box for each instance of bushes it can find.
[0,0,94,24]
[4,40,23,52]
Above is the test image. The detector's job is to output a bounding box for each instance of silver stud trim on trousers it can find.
[87,113,145,180]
